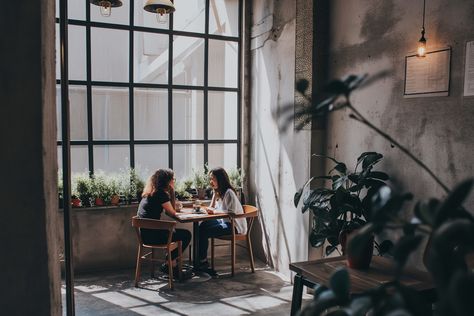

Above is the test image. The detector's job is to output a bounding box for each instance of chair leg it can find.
[247,235,255,273]
[211,238,215,270]
[189,242,192,264]
[167,249,174,290]
[150,249,155,278]
[231,238,236,276]
[134,246,142,287]
[178,241,183,281]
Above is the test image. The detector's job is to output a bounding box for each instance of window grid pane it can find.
[56,1,241,178]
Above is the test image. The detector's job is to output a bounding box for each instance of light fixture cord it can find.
[422,0,426,30]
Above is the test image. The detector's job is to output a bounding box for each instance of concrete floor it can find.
[62,257,310,315]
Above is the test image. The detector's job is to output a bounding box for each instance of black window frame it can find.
[56,0,243,176]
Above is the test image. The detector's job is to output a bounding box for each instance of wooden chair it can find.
[131,216,183,289]
[210,205,259,276]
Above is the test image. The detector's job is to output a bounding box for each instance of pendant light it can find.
[417,0,427,57]
[90,0,123,17]
[144,0,176,24]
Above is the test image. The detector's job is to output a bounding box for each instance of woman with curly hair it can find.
[137,168,191,275]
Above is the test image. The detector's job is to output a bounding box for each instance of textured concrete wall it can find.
[249,0,312,278]
[0,1,61,315]
[326,0,474,265]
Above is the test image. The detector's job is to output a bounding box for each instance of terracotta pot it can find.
[110,194,120,206]
[339,228,374,269]
[71,198,82,208]
[197,188,206,200]
[94,197,105,206]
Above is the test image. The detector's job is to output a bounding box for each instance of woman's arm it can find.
[162,201,177,217]
[210,193,217,208]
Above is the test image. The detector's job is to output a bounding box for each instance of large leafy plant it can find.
[287,74,473,315]
[295,152,391,256]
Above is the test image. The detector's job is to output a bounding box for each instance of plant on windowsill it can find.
[175,179,193,201]
[192,165,210,200]
[228,167,245,203]
[74,173,93,207]
[91,172,113,206]
[294,151,395,268]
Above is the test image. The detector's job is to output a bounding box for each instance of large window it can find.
[56,0,242,181]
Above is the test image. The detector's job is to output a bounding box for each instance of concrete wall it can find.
[248,0,312,278]
[325,0,474,264]
[0,1,61,315]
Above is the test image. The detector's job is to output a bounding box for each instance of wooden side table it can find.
[289,256,434,316]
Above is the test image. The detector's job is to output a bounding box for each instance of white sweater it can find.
[215,189,248,235]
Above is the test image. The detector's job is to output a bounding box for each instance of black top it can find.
[137,189,170,220]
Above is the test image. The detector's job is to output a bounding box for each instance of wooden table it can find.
[289,256,434,316]
[172,208,228,269]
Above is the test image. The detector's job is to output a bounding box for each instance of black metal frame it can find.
[56,1,243,175]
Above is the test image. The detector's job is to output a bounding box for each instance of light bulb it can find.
[99,0,112,17]
[417,35,426,57]
[155,7,168,24]
[156,13,168,24]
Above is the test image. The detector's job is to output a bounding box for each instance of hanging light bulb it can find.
[144,0,175,24]
[417,28,427,57]
[417,0,427,57]
[90,0,123,17]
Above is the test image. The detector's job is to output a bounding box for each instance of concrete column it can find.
[0,1,61,315]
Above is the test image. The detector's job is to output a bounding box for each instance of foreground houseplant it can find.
[288,75,473,315]
[294,152,392,267]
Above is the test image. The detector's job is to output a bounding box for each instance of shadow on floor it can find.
[62,257,311,316]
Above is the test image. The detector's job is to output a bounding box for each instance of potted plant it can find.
[120,168,145,204]
[107,174,121,206]
[74,173,93,207]
[228,167,245,203]
[175,180,193,201]
[58,169,64,208]
[90,172,112,206]
[294,151,392,268]
[192,166,210,200]
[288,74,474,315]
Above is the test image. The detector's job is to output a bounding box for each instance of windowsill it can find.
[59,203,138,212]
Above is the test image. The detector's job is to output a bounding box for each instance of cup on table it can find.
[176,200,183,211]
[193,200,201,212]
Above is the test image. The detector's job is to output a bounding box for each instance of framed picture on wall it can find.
[404,47,451,98]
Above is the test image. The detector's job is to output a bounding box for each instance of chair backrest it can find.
[131,215,176,245]
[243,204,258,216]
[242,205,258,234]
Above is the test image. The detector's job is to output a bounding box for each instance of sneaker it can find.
[160,263,170,274]
[196,260,209,270]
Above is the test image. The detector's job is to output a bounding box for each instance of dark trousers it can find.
[198,219,232,261]
[141,228,191,260]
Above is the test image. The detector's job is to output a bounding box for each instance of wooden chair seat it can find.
[132,216,183,289]
[211,205,259,276]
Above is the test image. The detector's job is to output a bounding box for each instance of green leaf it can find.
[361,153,383,170]
[324,80,349,96]
[368,171,389,181]
[329,268,350,302]
[334,163,347,174]
[377,240,394,254]
[413,200,437,226]
[296,79,309,94]
[294,176,314,208]
[312,154,340,164]
[309,231,327,248]
[325,245,338,256]
[434,179,474,228]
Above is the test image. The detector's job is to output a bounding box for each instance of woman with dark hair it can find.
[137,168,191,276]
[197,167,247,270]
